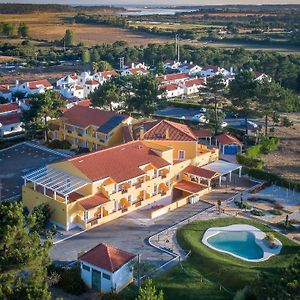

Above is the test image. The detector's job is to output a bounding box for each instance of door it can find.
[91,269,101,291]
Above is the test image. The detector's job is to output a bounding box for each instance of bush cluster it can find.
[48,139,71,149]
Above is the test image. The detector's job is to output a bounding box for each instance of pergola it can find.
[23,166,90,202]
[202,160,242,186]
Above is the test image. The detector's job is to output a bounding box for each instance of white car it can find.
[240,120,258,129]
[221,121,228,128]
[192,114,208,123]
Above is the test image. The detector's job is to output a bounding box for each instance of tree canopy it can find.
[136,279,164,300]
[0,202,51,300]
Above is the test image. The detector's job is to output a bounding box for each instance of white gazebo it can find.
[202,160,242,186]
[23,166,90,202]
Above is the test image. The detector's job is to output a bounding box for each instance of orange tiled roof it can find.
[184,165,219,179]
[68,141,170,183]
[79,243,136,272]
[174,180,207,194]
[143,120,196,141]
[0,85,10,93]
[62,106,126,128]
[85,80,100,85]
[127,68,147,74]
[100,70,118,78]
[216,133,242,146]
[0,112,21,125]
[79,194,109,210]
[28,79,52,89]
[158,73,189,83]
[184,78,205,87]
[161,84,179,91]
[192,129,213,138]
[0,103,18,114]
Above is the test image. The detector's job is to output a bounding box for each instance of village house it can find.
[163,59,181,70]
[59,84,85,99]
[12,79,53,96]
[79,243,136,293]
[178,62,202,76]
[157,73,190,85]
[160,83,184,99]
[0,103,23,136]
[180,78,206,96]
[0,85,12,101]
[48,106,135,151]
[124,61,148,70]
[23,119,224,231]
[93,70,118,84]
[56,74,79,89]
[200,66,220,77]
[83,80,100,98]
[121,68,148,76]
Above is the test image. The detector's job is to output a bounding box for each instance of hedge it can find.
[236,153,264,169]
[248,168,300,192]
[168,100,201,109]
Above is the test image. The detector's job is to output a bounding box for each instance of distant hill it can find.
[0,4,125,14]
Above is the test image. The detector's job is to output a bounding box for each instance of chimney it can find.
[165,128,170,139]
[139,126,144,140]
[15,79,19,86]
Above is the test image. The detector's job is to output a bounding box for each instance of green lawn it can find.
[154,218,300,300]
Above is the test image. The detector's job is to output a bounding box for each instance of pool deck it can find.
[202,224,282,262]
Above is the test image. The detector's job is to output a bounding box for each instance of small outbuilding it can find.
[215,133,243,155]
[79,243,136,293]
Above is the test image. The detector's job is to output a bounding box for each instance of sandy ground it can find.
[262,113,300,183]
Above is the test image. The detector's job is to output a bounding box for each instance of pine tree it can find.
[136,279,164,300]
[82,49,91,64]
[0,202,51,299]
[64,29,75,46]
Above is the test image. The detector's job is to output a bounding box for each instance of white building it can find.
[84,80,100,98]
[121,68,148,76]
[93,70,118,84]
[157,73,190,85]
[79,243,136,293]
[59,84,84,99]
[161,83,184,99]
[78,72,93,87]
[163,59,181,70]
[124,61,148,70]
[178,62,202,76]
[12,79,53,96]
[180,78,206,96]
[56,74,79,89]
[200,66,220,77]
[254,72,271,82]
[0,85,12,101]
[0,103,23,136]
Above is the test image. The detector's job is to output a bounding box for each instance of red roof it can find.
[158,73,189,83]
[79,194,109,210]
[0,112,21,125]
[100,70,118,78]
[85,80,100,85]
[192,129,213,138]
[79,243,136,273]
[216,133,242,146]
[126,68,147,74]
[161,84,179,91]
[68,141,170,183]
[74,99,91,107]
[143,120,196,142]
[0,85,10,93]
[63,106,126,128]
[184,78,205,88]
[28,79,52,89]
[174,180,207,194]
[184,165,219,179]
[0,103,18,114]
[202,66,219,72]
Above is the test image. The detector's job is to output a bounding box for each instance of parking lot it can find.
[0,142,71,202]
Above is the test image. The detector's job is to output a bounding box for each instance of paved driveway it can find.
[51,201,212,266]
[0,142,70,201]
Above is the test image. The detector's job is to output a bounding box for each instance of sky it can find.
[1,0,300,5]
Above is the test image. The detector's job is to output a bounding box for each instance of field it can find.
[0,13,170,46]
[154,218,300,300]
[129,22,222,30]
[262,113,300,183]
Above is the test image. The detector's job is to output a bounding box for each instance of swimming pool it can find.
[202,224,282,262]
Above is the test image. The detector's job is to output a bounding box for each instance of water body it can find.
[207,231,264,260]
[119,7,198,16]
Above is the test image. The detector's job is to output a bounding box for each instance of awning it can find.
[174,180,207,194]
[202,160,241,176]
[79,194,109,210]
[184,165,220,180]
[23,166,90,197]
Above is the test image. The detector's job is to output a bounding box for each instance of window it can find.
[84,211,89,221]
[153,184,158,194]
[82,263,90,272]
[178,150,185,160]
[128,195,132,202]
[102,273,111,280]
[153,169,158,178]
[176,174,180,181]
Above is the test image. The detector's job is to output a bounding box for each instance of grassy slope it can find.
[154,218,300,300]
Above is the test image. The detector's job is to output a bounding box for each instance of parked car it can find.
[221,121,228,128]
[192,114,208,123]
[240,120,258,129]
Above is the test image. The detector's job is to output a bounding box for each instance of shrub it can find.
[250,209,265,216]
[246,144,262,158]
[48,139,71,149]
[281,116,293,127]
[237,154,264,169]
[30,203,51,235]
[234,200,252,210]
[268,209,282,215]
[58,267,87,295]
[260,137,279,154]
[265,233,276,248]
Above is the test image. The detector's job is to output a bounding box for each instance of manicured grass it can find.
[154,218,300,300]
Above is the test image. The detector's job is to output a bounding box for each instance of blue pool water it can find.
[207,231,264,260]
